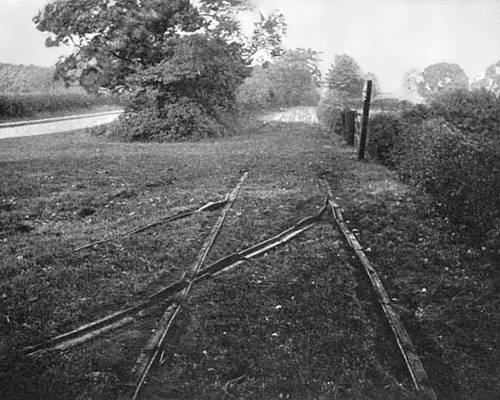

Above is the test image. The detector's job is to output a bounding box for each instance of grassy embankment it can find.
[0,115,497,399]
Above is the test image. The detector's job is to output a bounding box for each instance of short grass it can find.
[0,118,496,399]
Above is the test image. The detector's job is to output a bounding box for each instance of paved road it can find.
[0,110,122,140]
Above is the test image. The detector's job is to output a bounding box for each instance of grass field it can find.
[0,116,498,399]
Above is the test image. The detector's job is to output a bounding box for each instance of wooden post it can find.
[344,110,356,146]
[358,80,372,160]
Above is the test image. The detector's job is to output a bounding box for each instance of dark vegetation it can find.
[237,49,322,111]
[0,93,118,121]
[327,140,500,400]
[359,89,500,246]
[0,62,120,121]
[32,0,258,142]
[0,62,70,93]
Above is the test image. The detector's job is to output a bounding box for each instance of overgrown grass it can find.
[1,115,497,399]
[0,118,420,399]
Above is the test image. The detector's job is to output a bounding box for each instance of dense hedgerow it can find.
[429,88,500,138]
[366,113,404,166]
[395,120,500,240]
[370,98,413,112]
[335,88,500,242]
[0,93,117,120]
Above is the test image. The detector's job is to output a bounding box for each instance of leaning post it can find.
[358,80,372,160]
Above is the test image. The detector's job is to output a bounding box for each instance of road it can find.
[0,110,122,140]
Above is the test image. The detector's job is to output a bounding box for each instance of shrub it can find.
[370,98,413,112]
[429,88,500,139]
[316,89,360,133]
[395,119,500,239]
[0,93,117,120]
[237,49,322,111]
[366,113,404,166]
[107,98,223,142]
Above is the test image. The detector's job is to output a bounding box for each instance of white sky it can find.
[1,0,500,96]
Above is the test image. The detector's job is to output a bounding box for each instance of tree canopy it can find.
[34,0,281,140]
[237,48,321,110]
[326,54,364,99]
[417,62,469,102]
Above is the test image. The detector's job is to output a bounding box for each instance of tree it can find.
[34,0,254,140]
[470,60,500,95]
[417,62,469,102]
[326,54,364,99]
[237,48,321,109]
[249,11,287,65]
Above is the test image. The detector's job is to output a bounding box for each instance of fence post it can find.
[358,80,372,160]
[344,110,356,146]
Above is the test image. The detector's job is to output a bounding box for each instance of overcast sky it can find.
[1,0,500,96]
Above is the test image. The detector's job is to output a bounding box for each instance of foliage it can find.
[370,98,413,112]
[326,54,364,100]
[34,0,253,141]
[249,11,287,63]
[417,62,469,102]
[316,87,363,134]
[429,88,500,138]
[470,60,500,95]
[237,48,321,110]
[108,98,222,141]
[0,62,81,94]
[0,93,116,120]
[366,113,404,166]
[394,120,500,239]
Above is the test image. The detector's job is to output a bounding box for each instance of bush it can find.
[395,119,500,239]
[429,88,500,139]
[0,93,117,120]
[316,89,360,133]
[366,113,404,166]
[370,98,413,112]
[107,98,223,142]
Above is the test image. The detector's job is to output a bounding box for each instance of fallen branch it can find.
[129,172,249,400]
[23,197,327,356]
[74,198,228,252]
[323,182,436,400]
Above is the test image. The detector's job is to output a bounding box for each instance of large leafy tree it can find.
[326,54,364,99]
[417,62,469,102]
[237,48,321,109]
[33,0,255,140]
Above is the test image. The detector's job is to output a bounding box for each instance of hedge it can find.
[0,93,118,120]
